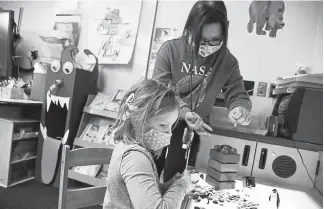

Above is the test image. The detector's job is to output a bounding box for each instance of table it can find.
[182,173,322,209]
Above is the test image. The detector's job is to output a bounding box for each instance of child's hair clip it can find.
[124,92,138,112]
[125,92,135,104]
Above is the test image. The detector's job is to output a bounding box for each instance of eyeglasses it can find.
[200,37,223,46]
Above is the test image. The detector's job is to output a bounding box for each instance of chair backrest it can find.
[58,145,113,209]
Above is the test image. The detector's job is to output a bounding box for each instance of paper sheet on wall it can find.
[86,1,142,64]
[146,28,182,78]
[54,15,81,47]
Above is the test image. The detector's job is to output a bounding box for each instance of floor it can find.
[0,180,101,209]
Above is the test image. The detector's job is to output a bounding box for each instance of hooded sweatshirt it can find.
[152,38,252,120]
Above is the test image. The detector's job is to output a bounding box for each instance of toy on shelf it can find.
[206,145,240,190]
[35,32,99,186]
[0,77,31,99]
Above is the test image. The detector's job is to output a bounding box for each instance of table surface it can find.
[183,172,322,209]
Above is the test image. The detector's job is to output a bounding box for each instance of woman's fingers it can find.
[202,123,213,132]
[228,115,238,127]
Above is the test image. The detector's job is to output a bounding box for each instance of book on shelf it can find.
[79,124,109,144]
[104,89,126,112]
[89,92,112,110]
[73,165,102,177]
[96,164,109,180]
[102,125,116,146]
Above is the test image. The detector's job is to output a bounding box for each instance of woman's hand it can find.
[228,106,251,127]
[180,170,195,194]
[184,111,213,136]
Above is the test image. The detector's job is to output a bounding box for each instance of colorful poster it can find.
[146,28,182,78]
[86,1,142,64]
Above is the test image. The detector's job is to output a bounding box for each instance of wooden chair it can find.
[58,145,113,209]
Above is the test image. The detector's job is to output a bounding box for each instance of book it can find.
[73,165,102,177]
[104,90,126,112]
[96,164,109,180]
[80,123,109,143]
[101,125,116,146]
[89,92,112,110]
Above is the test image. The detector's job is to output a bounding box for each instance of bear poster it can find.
[247,1,286,38]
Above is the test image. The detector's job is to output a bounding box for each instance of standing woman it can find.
[152,0,252,183]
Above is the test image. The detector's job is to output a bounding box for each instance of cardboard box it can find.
[30,73,46,102]
[209,149,240,164]
[206,175,236,190]
[207,167,238,181]
[208,158,239,172]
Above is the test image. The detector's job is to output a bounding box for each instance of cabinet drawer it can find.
[252,142,319,190]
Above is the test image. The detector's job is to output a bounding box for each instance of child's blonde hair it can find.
[111,79,179,146]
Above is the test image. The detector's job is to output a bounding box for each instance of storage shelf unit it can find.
[71,94,116,186]
[0,117,39,187]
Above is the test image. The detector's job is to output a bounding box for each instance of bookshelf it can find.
[0,117,39,188]
[71,94,117,186]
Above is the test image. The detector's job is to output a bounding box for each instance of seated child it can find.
[103,79,194,209]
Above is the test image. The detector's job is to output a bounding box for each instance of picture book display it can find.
[80,123,116,146]
[89,92,112,110]
[104,89,126,112]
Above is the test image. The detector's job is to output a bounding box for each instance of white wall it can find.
[153,0,323,82]
[0,0,322,95]
[0,0,157,94]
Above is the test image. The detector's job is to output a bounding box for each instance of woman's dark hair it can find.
[182,0,229,59]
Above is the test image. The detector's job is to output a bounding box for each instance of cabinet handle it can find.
[259,148,268,169]
[316,160,320,175]
[242,145,251,166]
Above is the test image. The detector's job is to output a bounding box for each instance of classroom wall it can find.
[153,0,323,118]
[0,0,322,117]
[0,0,157,94]
[154,0,323,82]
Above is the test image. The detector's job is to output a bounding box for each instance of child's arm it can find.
[158,172,182,194]
[120,150,188,209]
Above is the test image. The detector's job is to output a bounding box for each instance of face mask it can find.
[198,42,223,57]
[144,128,172,151]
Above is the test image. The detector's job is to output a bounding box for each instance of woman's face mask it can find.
[198,42,223,57]
[144,128,172,151]
[188,36,223,57]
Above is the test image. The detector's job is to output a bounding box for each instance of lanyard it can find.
[189,65,210,111]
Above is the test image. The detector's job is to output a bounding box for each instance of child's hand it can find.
[180,170,195,194]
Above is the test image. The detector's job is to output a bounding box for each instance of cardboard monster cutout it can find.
[247,1,286,38]
[36,43,99,185]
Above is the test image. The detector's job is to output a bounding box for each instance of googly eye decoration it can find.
[51,60,61,72]
[62,61,74,75]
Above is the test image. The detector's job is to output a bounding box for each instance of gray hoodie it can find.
[153,38,252,119]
